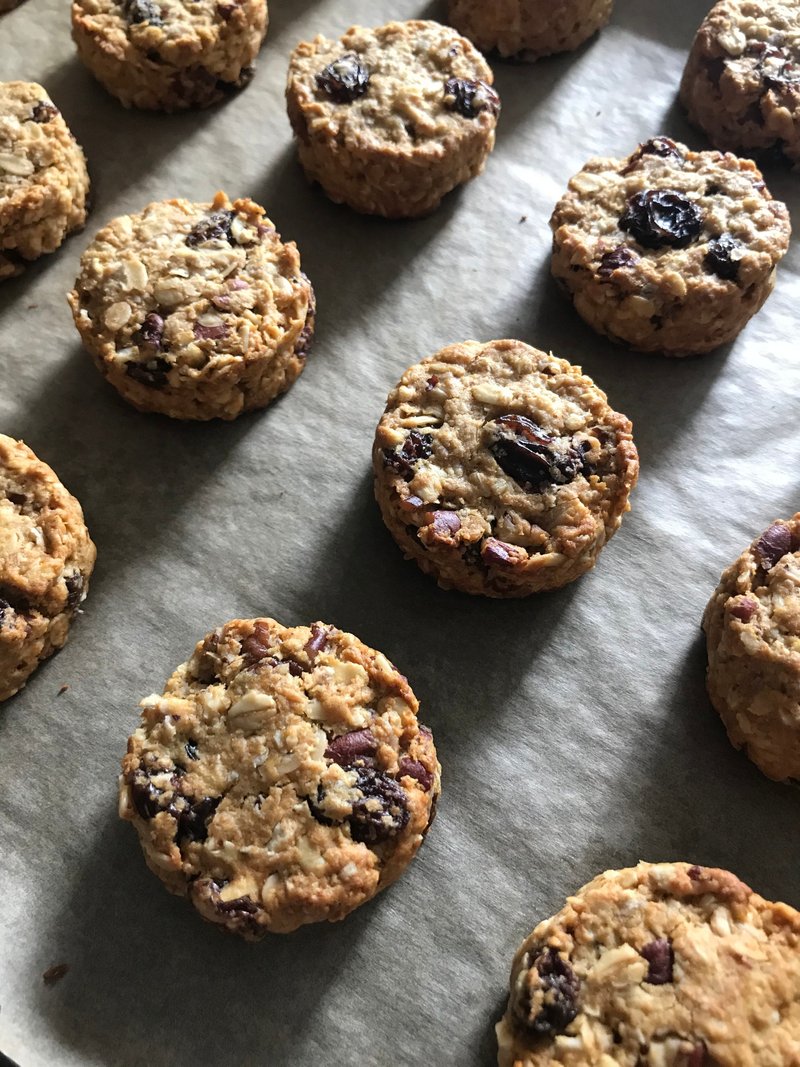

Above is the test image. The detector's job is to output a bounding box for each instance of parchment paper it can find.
[2,1,800,1063]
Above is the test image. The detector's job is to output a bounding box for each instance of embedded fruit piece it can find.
[487,414,584,491]
[619,189,704,250]
[315,53,370,103]
[443,77,500,118]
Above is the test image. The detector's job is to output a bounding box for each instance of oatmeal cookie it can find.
[372,339,638,598]
[497,861,800,1067]
[681,1,800,163]
[285,20,500,219]
[0,81,89,281]
[550,138,790,356]
[447,0,613,61]
[68,191,314,421]
[119,618,440,938]
[0,435,96,703]
[703,515,800,782]
[71,0,267,111]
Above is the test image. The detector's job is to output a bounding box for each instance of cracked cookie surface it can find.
[71,0,267,110]
[372,339,638,598]
[497,861,800,1067]
[0,81,89,281]
[119,618,440,937]
[286,19,500,218]
[0,435,96,702]
[447,0,613,60]
[703,514,800,781]
[550,138,790,356]
[69,191,314,420]
[681,1,800,163]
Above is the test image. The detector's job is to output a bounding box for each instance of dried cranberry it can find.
[516,948,580,1035]
[598,246,638,276]
[488,414,583,491]
[185,739,199,761]
[315,53,370,103]
[125,358,171,389]
[730,597,757,622]
[125,0,163,25]
[425,376,438,390]
[304,623,330,661]
[620,190,703,249]
[193,321,228,341]
[31,101,59,123]
[704,234,743,281]
[64,573,83,610]
[185,210,234,247]
[241,621,273,665]
[444,77,500,118]
[136,312,165,348]
[325,729,378,767]
[640,938,674,984]
[398,757,433,791]
[756,523,793,570]
[383,431,433,480]
[349,768,408,845]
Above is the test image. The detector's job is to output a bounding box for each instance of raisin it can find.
[430,511,461,538]
[125,0,163,25]
[185,210,234,247]
[193,321,228,341]
[304,623,330,661]
[241,621,273,665]
[0,599,9,627]
[730,597,757,622]
[598,246,638,276]
[306,784,334,826]
[756,523,793,570]
[488,414,583,491]
[185,740,199,761]
[315,53,370,103]
[383,431,433,480]
[398,757,433,791]
[175,796,221,845]
[443,77,500,118]
[128,769,166,820]
[31,101,59,123]
[216,1,237,18]
[516,948,581,1036]
[687,1042,708,1067]
[64,573,83,610]
[135,312,165,348]
[125,358,171,389]
[619,190,704,249]
[703,55,727,87]
[349,768,408,845]
[325,729,378,767]
[704,234,743,280]
[748,42,800,91]
[640,938,674,984]
[215,894,260,915]
[622,137,685,173]
[480,537,527,568]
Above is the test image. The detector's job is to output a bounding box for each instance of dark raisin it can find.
[598,246,638,276]
[488,414,583,492]
[193,321,228,341]
[6,491,26,506]
[175,796,221,845]
[703,55,727,87]
[398,757,433,791]
[755,523,793,570]
[315,53,370,103]
[687,865,703,881]
[640,938,674,984]
[622,137,685,173]
[125,0,163,25]
[185,740,199,761]
[304,622,330,661]
[619,190,704,249]
[135,312,165,348]
[443,77,500,118]
[325,729,378,767]
[383,431,433,480]
[704,234,743,280]
[687,1042,708,1067]
[241,621,273,665]
[306,784,334,826]
[128,770,165,820]
[31,101,59,123]
[349,768,408,845]
[64,573,83,610]
[295,287,315,359]
[515,948,581,1036]
[0,598,9,627]
[215,894,260,915]
[216,1,237,18]
[125,358,171,389]
[430,511,461,537]
[185,210,234,247]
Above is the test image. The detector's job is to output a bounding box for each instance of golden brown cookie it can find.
[448,0,613,61]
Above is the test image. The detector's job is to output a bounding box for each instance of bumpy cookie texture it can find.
[550,138,790,357]
[119,618,440,938]
[497,861,800,1067]
[447,0,613,61]
[0,82,89,281]
[68,192,314,421]
[681,1,800,163]
[286,20,500,219]
[71,0,267,111]
[703,515,800,782]
[0,436,96,702]
[372,340,638,598]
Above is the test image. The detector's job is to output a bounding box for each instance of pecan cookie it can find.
[372,339,638,598]
[0,81,89,281]
[681,1,800,163]
[286,20,500,219]
[119,618,440,938]
[0,435,96,702]
[447,0,613,61]
[71,0,267,111]
[703,515,800,782]
[550,138,790,356]
[497,861,800,1066]
[68,192,314,421]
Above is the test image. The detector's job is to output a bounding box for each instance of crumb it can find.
[58,684,69,696]
[27,304,38,310]
[519,215,527,223]
[43,963,69,985]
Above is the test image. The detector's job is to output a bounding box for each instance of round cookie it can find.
[703,515,800,782]
[681,1,800,163]
[285,20,500,219]
[447,0,613,61]
[71,0,268,111]
[497,861,800,1067]
[0,81,89,281]
[372,339,638,598]
[119,618,440,938]
[0,435,96,702]
[550,137,790,357]
[68,191,314,421]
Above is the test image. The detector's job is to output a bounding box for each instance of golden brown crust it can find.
[448,0,613,60]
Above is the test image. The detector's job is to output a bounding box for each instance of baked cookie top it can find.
[69,192,312,391]
[499,861,800,1066]
[374,340,638,572]
[120,618,439,937]
[71,0,260,54]
[550,138,790,293]
[286,20,500,156]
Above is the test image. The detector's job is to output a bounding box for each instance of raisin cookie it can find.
[0,435,96,702]
[372,339,638,598]
[550,138,790,357]
[286,20,500,219]
[68,192,314,421]
[497,861,800,1067]
[447,0,613,61]
[681,1,800,163]
[71,0,268,111]
[703,515,800,782]
[119,618,440,938]
[0,81,89,281]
